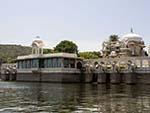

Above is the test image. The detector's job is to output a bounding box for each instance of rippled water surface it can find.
[0,82,150,113]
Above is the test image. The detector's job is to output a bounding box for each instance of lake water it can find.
[0,82,150,113]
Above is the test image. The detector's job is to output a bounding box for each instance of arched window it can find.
[77,62,82,69]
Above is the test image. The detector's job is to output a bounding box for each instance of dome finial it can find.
[130,28,134,33]
[36,36,40,39]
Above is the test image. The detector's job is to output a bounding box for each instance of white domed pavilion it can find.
[122,29,145,56]
[31,36,44,55]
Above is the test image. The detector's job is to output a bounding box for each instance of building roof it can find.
[17,53,82,60]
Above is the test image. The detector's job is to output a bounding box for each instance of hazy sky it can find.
[0,0,150,51]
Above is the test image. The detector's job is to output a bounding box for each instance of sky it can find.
[0,0,150,51]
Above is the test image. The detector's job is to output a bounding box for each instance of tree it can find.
[43,48,54,54]
[79,51,100,59]
[54,40,78,54]
[109,35,119,42]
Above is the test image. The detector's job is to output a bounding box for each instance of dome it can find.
[32,36,44,48]
[122,33,142,39]
[32,40,44,48]
[122,28,142,39]
[122,32,143,44]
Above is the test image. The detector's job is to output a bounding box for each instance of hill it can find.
[0,43,100,63]
[0,44,55,63]
[0,44,32,63]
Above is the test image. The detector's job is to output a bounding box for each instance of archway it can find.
[77,62,82,69]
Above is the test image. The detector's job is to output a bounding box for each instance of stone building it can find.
[101,30,146,58]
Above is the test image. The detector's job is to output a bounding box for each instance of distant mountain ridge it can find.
[0,44,32,63]
[0,44,54,63]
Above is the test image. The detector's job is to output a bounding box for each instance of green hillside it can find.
[0,44,54,63]
[0,42,100,63]
[0,44,32,63]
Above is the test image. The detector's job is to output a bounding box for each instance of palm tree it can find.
[109,35,119,42]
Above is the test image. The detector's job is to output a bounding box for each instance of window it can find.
[77,62,82,69]
[64,58,69,68]
[21,61,23,69]
[47,58,53,68]
[39,59,44,68]
[44,59,48,68]
[70,59,75,68]
[18,61,22,69]
[32,59,39,68]
[57,58,62,67]
[53,58,57,68]
[46,58,62,68]
[26,60,31,68]
[22,60,25,68]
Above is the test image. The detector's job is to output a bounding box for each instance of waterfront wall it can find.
[1,56,150,84]
[82,72,150,84]
[16,73,81,83]
[1,70,150,84]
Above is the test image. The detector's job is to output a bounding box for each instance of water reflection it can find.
[0,82,149,112]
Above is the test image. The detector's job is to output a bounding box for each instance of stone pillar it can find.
[97,73,106,84]
[32,48,34,54]
[9,74,16,81]
[41,48,43,54]
[37,48,40,54]
[84,73,92,83]
[120,73,125,83]
[61,58,64,68]
[35,48,37,54]
[32,48,36,54]
[125,73,137,84]
[110,73,121,84]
